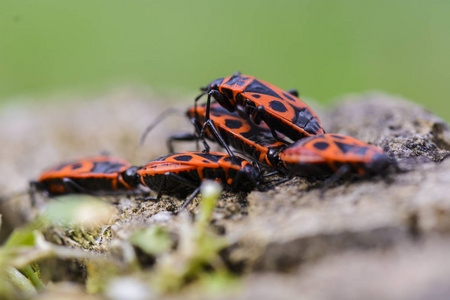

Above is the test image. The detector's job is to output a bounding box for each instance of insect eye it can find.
[210,83,218,90]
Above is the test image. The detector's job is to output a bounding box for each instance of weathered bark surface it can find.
[1,90,450,299]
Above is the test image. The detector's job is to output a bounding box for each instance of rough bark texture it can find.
[1,90,450,299]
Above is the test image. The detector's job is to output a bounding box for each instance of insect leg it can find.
[263,170,280,178]
[189,117,202,150]
[269,127,292,145]
[62,178,94,195]
[199,123,212,153]
[141,171,200,202]
[319,164,352,198]
[197,93,215,153]
[251,106,292,145]
[261,176,291,191]
[140,107,183,145]
[166,132,197,153]
[235,105,251,121]
[210,90,234,112]
[201,119,235,157]
[164,172,198,190]
[178,186,201,213]
[139,176,168,201]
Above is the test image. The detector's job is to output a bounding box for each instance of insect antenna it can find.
[140,107,184,145]
[195,91,207,101]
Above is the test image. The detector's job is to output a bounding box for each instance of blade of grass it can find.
[6,266,37,297]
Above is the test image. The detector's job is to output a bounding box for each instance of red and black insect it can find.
[31,155,139,197]
[196,73,324,145]
[134,151,263,210]
[279,134,392,178]
[163,102,287,169]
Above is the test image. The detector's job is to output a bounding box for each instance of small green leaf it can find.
[4,228,36,248]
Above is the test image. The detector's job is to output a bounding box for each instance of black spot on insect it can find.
[223,157,232,162]
[353,147,369,156]
[252,94,261,98]
[222,88,233,100]
[173,155,193,162]
[197,153,220,162]
[225,118,243,129]
[211,112,221,117]
[335,141,354,154]
[244,80,282,99]
[71,163,83,170]
[202,160,209,163]
[236,80,247,86]
[331,134,346,140]
[269,100,288,113]
[283,92,296,102]
[313,142,330,150]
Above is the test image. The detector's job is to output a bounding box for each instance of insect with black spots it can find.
[279,134,393,178]
[132,151,264,210]
[31,155,139,197]
[195,73,324,148]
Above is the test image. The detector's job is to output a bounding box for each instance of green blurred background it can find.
[1,0,449,119]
